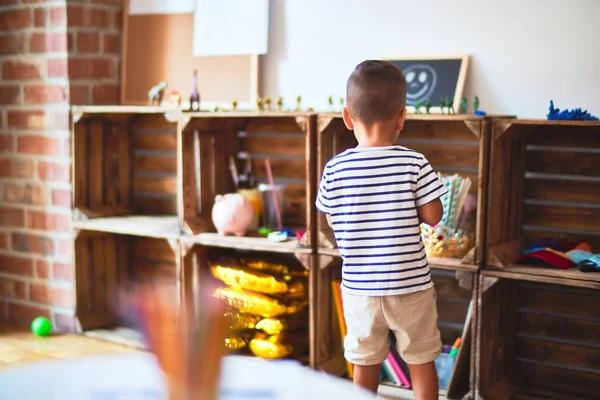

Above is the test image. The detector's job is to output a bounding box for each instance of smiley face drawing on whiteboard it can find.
[404,64,437,104]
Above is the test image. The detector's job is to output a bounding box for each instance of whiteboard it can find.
[193,0,269,57]
[129,0,195,15]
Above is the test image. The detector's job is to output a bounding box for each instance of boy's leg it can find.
[406,361,439,400]
[353,364,383,394]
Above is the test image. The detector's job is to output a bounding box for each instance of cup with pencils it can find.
[435,337,462,389]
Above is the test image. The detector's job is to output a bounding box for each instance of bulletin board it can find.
[120,0,259,109]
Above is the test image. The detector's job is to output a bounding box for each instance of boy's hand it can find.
[417,198,443,226]
[326,214,333,229]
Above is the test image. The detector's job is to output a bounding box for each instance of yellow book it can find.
[331,280,353,378]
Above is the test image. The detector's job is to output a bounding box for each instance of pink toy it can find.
[211,193,255,237]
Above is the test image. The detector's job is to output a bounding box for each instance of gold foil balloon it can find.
[255,318,286,335]
[249,335,293,359]
[211,264,289,295]
[224,312,261,331]
[225,334,247,351]
[214,287,288,317]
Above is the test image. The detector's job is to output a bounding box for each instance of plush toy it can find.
[211,193,255,237]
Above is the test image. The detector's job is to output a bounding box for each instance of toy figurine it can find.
[232,100,238,112]
[295,96,302,112]
[277,97,284,112]
[189,70,200,111]
[547,100,599,121]
[414,99,423,114]
[473,96,480,112]
[148,81,168,106]
[165,89,182,107]
[214,106,221,112]
[459,96,468,114]
[439,96,446,114]
[256,95,263,112]
[425,100,432,114]
[264,96,272,112]
[306,107,314,112]
[447,97,455,115]
[328,95,334,110]
[339,97,344,107]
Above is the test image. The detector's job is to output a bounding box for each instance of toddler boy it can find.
[316,60,447,399]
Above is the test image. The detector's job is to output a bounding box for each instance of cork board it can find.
[121,8,259,109]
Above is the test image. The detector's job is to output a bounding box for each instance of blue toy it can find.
[547,100,599,121]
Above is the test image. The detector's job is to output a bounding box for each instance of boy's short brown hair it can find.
[346,60,407,125]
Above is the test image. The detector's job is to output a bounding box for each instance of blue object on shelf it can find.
[434,353,457,389]
[474,110,486,116]
[547,100,599,121]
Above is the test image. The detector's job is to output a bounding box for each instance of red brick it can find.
[69,84,89,104]
[30,283,74,308]
[49,6,66,27]
[67,5,110,28]
[53,312,76,333]
[0,232,8,249]
[38,161,70,182]
[17,135,60,155]
[27,210,71,232]
[48,58,68,78]
[0,206,25,227]
[92,84,119,104]
[12,233,54,256]
[34,7,47,27]
[2,58,43,80]
[58,239,71,257]
[0,33,27,55]
[24,84,67,104]
[3,182,47,205]
[68,57,115,80]
[77,31,99,53]
[0,135,13,153]
[0,85,20,105]
[7,110,47,130]
[0,278,27,299]
[35,259,50,279]
[0,254,33,276]
[30,32,67,53]
[52,188,71,207]
[0,157,37,179]
[113,9,122,30]
[102,33,120,54]
[67,32,74,52]
[53,262,73,281]
[8,302,50,326]
[0,9,31,31]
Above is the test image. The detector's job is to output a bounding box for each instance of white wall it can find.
[261,0,600,118]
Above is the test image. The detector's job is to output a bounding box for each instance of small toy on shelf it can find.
[277,97,284,112]
[306,107,314,112]
[328,95,334,111]
[414,99,423,114]
[232,100,238,112]
[189,70,200,111]
[212,193,255,237]
[294,96,302,112]
[473,96,480,112]
[439,96,446,114]
[446,97,455,115]
[547,100,599,121]
[264,96,272,112]
[164,89,181,107]
[148,81,168,106]
[459,96,468,114]
[425,100,432,114]
[256,95,263,112]
[339,97,345,108]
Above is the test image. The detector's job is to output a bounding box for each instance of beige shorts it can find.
[341,286,442,366]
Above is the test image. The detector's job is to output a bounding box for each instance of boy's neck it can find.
[354,126,398,148]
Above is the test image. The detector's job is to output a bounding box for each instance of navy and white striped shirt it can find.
[316,146,447,296]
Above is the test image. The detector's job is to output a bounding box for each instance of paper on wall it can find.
[129,0,195,15]
[193,0,269,56]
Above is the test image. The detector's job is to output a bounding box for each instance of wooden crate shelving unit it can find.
[476,274,600,399]
[312,113,499,271]
[315,252,478,400]
[486,119,600,288]
[71,106,182,238]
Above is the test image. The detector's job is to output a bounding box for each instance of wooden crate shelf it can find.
[312,113,502,270]
[477,275,600,399]
[74,231,181,332]
[315,253,477,400]
[181,112,317,238]
[486,119,600,287]
[72,106,180,223]
[73,216,180,239]
[182,232,312,255]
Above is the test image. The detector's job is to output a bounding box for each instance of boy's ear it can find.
[342,107,354,130]
[396,107,407,132]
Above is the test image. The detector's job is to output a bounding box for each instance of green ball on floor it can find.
[31,316,52,337]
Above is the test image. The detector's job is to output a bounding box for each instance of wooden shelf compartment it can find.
[181,113,317,243]
[181,243,314,366]
[73,215,180,239]
[72,107,180,223]
[311,114,505,271]
[486,120,600,286]
[476,275,600,399]
[315,254,477,400]
[181,232,312,255]
[74,231,181,341]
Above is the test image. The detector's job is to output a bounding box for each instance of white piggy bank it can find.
[211,193,255,237]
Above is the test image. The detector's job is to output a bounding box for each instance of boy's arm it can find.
[315,171,333,225]
[415,157,448,226]
[326,214,333,229]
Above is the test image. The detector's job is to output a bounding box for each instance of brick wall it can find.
[0,0,123,332]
